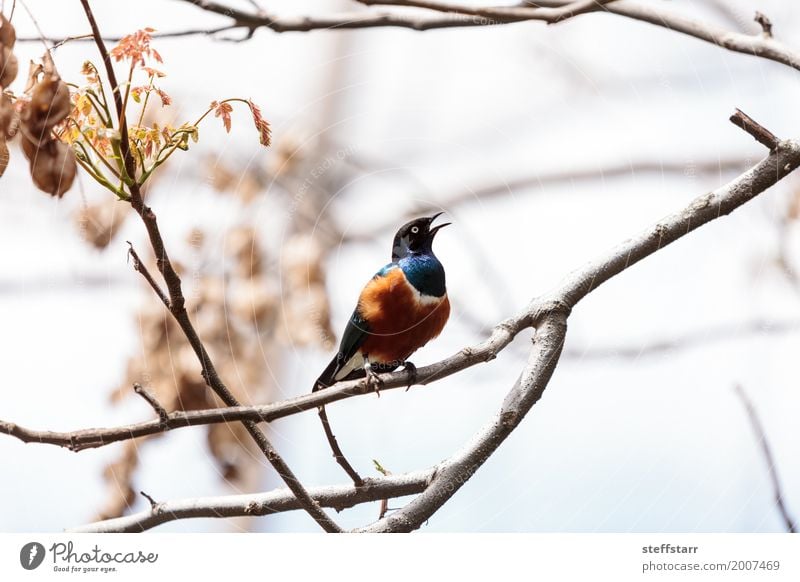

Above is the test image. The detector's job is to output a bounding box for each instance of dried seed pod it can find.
[0,46,17,88]
[0,138,8,178]
[0,14,15,49]
[22,137,77,197]
[18,53,70,142]
[0,92,16,139]
[21,74,70,139]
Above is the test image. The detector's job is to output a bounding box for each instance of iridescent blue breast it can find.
[396,254,446,297]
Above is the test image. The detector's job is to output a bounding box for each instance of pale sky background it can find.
[1,0,799,532]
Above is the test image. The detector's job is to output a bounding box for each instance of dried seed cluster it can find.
[0,14,17,178]
[18,54,77,197]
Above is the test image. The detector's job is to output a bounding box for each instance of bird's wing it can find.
[314,263,400,391]
[314,308,369,390]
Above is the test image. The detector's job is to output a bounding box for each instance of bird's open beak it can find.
[428,212,451,236]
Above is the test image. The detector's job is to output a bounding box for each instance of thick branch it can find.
[174,0,800,73]
[365,1,800,72]
[70,469,436,533]
[0,307,528,450]
[358,0,614,24]
[178,0,499,32]
[6,317,799,455]
[359,312,567,531]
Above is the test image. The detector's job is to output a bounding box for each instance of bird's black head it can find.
[391,212,451,261]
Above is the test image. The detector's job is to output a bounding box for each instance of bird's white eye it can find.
[411,226,419,234]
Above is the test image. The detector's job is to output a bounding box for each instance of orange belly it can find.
[357,268,450,364]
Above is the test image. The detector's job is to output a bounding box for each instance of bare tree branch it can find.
[127,243,170,309]
[362,0,800,71]
[16,27,239,45]
[359,0,615,24]
[0,303,533,450]
[78,0,341,533]
[733,384,797,533]
[176,0,500,33]
[70,469,436,533]
[15,0,800,78]
[6,317,799,459]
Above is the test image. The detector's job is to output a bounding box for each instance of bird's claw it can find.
[402,361,418,391]
[365,366,384,397]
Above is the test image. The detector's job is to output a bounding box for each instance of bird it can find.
[313,213,451,484]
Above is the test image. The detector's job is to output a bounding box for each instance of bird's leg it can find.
[363,358,384,397]
[401,360,417,391]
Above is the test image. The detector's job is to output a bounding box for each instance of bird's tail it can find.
[313,354,341,392]
[313,353,367,392]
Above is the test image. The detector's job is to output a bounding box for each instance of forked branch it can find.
[44,111,799,533]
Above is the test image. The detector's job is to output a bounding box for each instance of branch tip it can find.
[139,490,159,511]
[729,109,780,151]
[133,383,169,425]
[754,12,773,38]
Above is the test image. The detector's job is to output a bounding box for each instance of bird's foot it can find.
[402,361,418,391]
[364,361,384,397]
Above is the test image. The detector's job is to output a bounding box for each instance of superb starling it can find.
[313,213,451,484]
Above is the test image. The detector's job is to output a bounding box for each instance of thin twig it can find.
[127,243,169,308]
[733,385,796,533]
[133,383,169,426]
[730,109,779,151]
[754,12,772,38]
[139,490,160,512]
[318,406,364,486]
[16,0,51,50]
[16,26,241,45]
